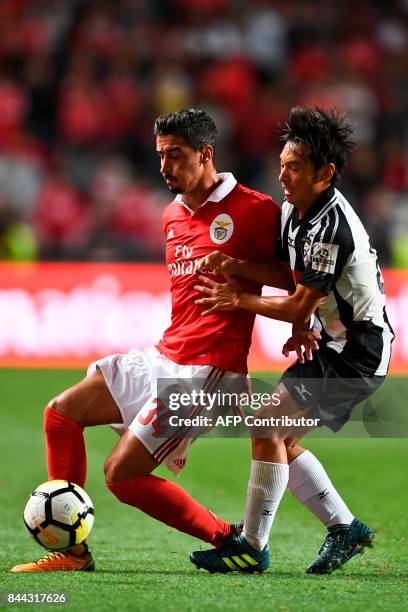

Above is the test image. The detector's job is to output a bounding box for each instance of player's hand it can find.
[197,251,238,276]
[282,323,321,364]
[194,275,241,316]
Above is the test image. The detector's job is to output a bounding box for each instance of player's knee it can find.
[44,392,85,427]
[105,454,152,483]
[103,456,115,483]
[45,395,69,416]
[45,397,59,413]
[104,459,128,485]
[251,436,282,453]
[44,397,72,432]
[104,455,128,484]
[284,438,300,451]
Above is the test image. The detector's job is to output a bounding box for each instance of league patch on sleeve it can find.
[310,242,339,274]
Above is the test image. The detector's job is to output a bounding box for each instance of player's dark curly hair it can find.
[279,106,356,185]
[154,108,217,152]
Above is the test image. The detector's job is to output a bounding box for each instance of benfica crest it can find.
[210,214,234,244]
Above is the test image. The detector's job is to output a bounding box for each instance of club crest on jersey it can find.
[301,236,312,260]
[210,214,234,244]
[311,242,339,274]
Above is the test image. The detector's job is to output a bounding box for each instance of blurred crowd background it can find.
[0,0,407,265]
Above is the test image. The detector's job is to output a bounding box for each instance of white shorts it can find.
[88,347,242,475]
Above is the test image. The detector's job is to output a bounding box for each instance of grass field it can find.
[1,369,407,612]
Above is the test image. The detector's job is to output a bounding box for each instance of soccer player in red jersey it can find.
[11,108,295,573]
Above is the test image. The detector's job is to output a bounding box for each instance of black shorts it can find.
[281,346,385,432]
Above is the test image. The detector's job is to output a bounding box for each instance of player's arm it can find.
[197,251,295,292]
[230,258,295,292]
[194,276,325,325]
[237,284,325,324]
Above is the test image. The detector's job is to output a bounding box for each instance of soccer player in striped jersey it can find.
[191,106,394,574]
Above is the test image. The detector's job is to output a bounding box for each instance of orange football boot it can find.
[10,545,94,572]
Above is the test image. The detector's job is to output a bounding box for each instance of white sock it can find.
[287,450,354,527]
[242,460,289,551]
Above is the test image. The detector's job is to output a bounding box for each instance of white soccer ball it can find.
[23,480,94,551]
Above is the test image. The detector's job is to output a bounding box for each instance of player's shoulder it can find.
[162,198,180,222]
[333,188,363,228]
[315,190,356,250]
[332,189,363,239]
[233,182,280,213]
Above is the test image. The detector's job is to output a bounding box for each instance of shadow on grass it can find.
[93,569,299,578]
[91,568,408,581]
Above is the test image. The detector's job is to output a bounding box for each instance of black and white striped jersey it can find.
[280,186,394,376]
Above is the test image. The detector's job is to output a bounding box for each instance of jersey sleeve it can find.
[298,213,355,295]
[162,205,170,238]
[251,198,281,261]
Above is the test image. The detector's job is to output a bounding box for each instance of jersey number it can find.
[137,399,160,437]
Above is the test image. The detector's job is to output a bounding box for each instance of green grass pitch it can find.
[1,369,407,612]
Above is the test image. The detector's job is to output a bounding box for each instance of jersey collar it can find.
[290,186,336,227]
[174,172,237,213]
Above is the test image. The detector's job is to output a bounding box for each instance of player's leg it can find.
[232,384,300,556]
[286,435,374,574]
[190,384,297,573]
[104,427,232,547]
[286,437,354,530]
[282,349,380,574]
[44,369,122,488]
[102,355,239,547]
[10,370,122,573]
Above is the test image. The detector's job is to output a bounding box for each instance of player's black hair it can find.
[154,108,217,152]
[279,106,356,185]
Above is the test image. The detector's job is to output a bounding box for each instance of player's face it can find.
[279,142,323,208]
[156,135,204,195]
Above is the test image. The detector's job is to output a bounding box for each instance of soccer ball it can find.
[23,480,94,551]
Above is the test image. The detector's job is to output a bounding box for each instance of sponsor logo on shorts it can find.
[294,383,313,402]
[210,214,234,244]
[310,242,339,274]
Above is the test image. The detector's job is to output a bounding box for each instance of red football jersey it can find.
[157,173,280,374]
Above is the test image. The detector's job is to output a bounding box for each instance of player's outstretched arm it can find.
[197,251,295,292]
[237,284,325,324]
[194,277,325,325]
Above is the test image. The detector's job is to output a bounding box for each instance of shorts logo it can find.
[210,214,234,244]
[294,383,312,402]
[311,242,339,274]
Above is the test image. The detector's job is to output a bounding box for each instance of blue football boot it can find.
[306,518,374,574]
[190,534,269,574]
